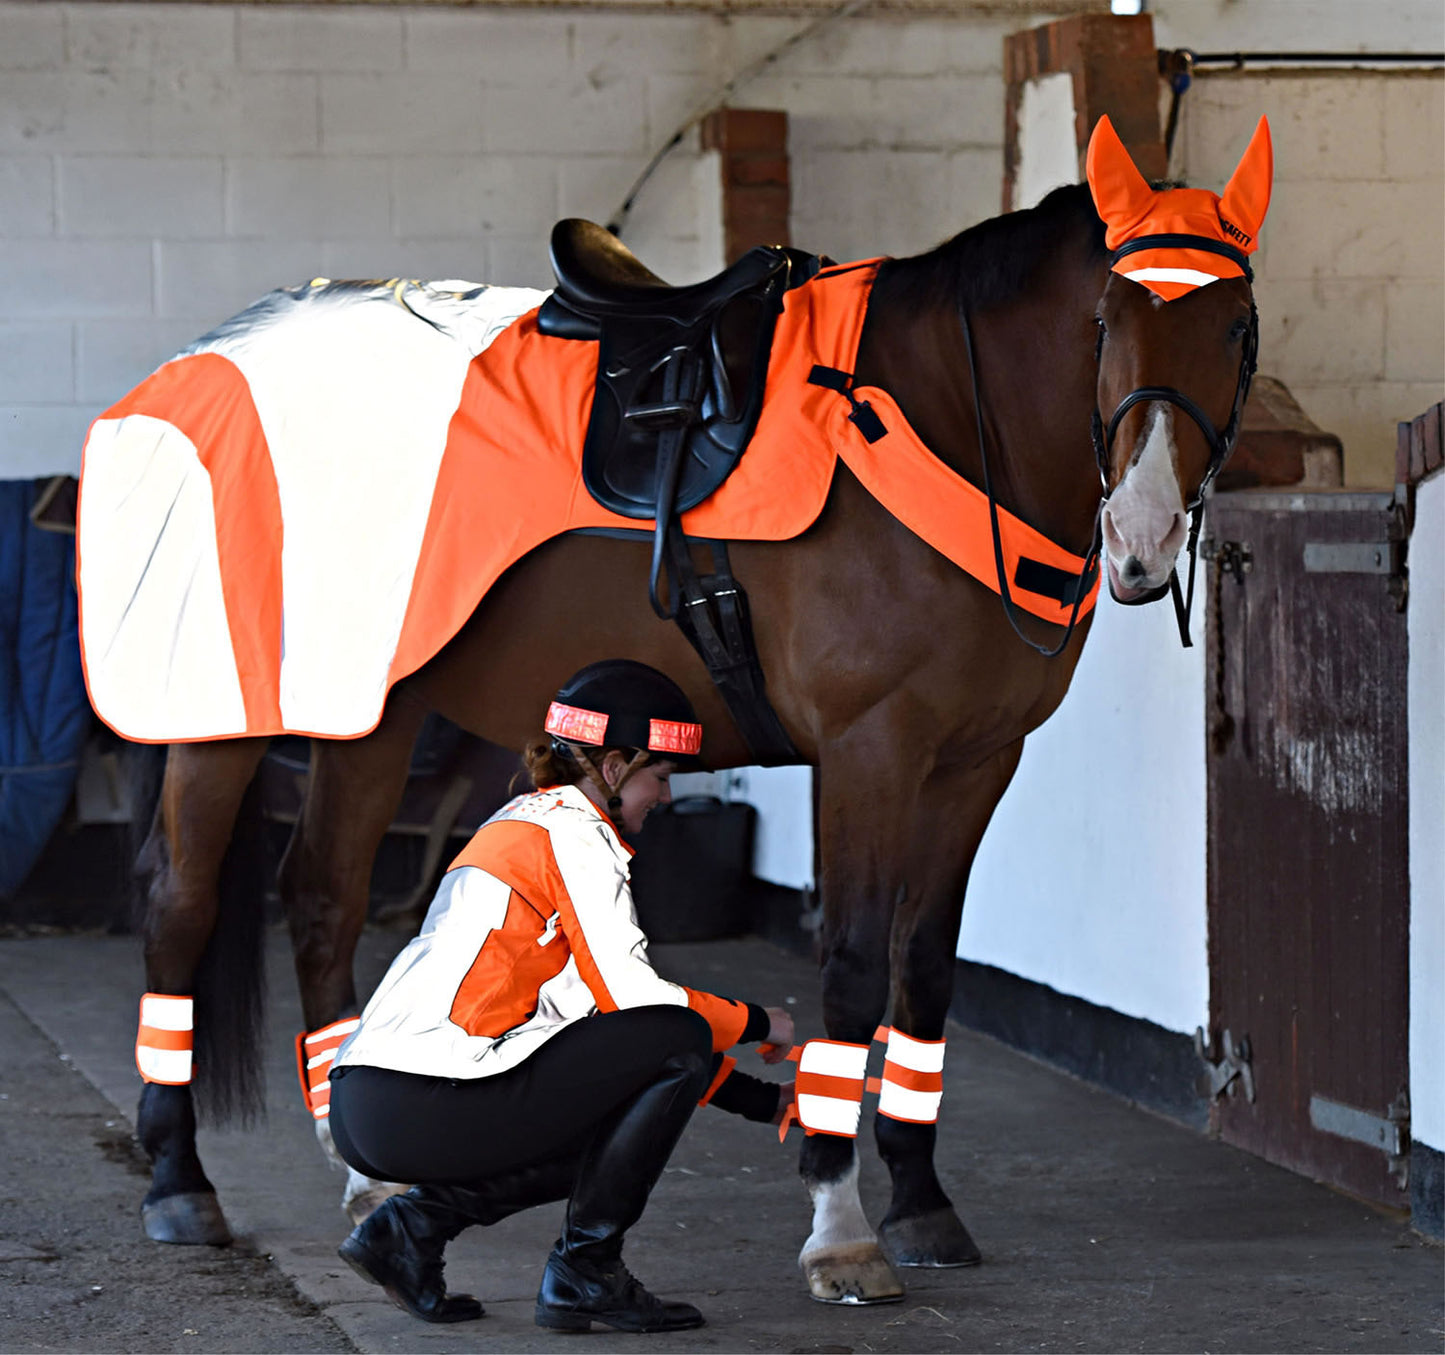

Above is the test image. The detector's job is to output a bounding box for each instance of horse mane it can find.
[877,182,1108,313]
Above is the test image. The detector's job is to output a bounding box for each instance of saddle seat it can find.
[542,218,797,332]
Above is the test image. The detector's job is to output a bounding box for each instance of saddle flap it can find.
[583,290,784,518]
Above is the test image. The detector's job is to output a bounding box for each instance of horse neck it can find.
[857,255,1106,556]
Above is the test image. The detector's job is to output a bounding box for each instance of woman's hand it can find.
[758,1006,795,1062]
[771,1080,796,1125]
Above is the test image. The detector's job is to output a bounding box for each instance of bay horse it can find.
[125,118,1270,1304]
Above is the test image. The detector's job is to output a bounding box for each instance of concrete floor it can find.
[0,926,1439,1354]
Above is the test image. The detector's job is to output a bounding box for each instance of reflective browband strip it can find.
[1110,233,1254,283]
[136,993,194,1085]
[773,1026,946,1141]
[295,1017,360,1120]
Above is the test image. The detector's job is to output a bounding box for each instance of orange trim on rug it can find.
[91,353,285,734]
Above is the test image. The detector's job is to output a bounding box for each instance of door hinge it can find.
[1301,500,1409,609]
[1309,1090,1410,1187]
[1195,1027,1255,1103]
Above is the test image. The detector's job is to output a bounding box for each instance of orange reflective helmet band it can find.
[773,1026,947,1141]
[545,701,610,746]
[647,717,703,756]
[1086,113,1273,302]
[295,1016,360,1120]
[544,701,702,757]
[136,993,194,1085]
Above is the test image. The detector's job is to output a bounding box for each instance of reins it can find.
[958,302,1102,660]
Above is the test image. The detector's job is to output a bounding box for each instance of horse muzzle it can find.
[1106,551,1175,605]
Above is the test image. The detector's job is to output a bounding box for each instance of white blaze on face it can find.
[1101,401,1188,599]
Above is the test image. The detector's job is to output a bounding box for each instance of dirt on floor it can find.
[0,987,354,1355]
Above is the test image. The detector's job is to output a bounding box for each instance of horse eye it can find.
[1229,318,1249,342]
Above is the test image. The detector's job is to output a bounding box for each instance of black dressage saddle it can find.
[537,220,821,765]
[538,219,821,531]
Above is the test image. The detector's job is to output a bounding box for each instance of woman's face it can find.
[602,753,676,836]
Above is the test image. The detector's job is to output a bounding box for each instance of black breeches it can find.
[329,1005,713,1185]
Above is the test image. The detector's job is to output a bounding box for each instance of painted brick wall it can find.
[1175,71,1444,488]
[0,1,1033,477]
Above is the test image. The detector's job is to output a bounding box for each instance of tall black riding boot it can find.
[535,1037,711,1333]
[339,1186,484,1323]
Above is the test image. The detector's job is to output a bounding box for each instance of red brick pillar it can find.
[1002,13,1164,212]
[700,108,790,264]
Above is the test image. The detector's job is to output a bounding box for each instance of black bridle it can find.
[963,230,1259,656]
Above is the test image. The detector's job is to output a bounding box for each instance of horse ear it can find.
[1219,116,1273,249]
[1085,114,1155,230]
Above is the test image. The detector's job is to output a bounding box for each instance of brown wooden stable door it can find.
[1205,489,1410,1209]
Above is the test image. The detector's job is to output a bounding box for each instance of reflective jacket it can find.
[333,784,756,1082]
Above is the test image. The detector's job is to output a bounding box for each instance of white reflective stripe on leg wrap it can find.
[877,1027,945,1124]
[795,1039,870,1137]
[298,1016,360,1119]
[136,993,194,1085]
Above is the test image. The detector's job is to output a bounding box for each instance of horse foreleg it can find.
[875,742,1023,1269]
[137,737,270,1245]
[797,728,911,1305]
[278,690,426,1225]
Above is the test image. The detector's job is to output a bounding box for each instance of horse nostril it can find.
[1121,554,1146,585]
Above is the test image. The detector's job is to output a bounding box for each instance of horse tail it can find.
[127,741,271,1128]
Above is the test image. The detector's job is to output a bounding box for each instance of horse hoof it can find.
[802,1243,905,1304]
[343,1180,409,1229]
[879,1207,981,1268]
[142,1192,232,1246]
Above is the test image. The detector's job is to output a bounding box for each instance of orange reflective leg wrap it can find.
[136,993,194,1085]
[295,1017,359,1120]
[876,1026,945,1124]
[791,1038,871,1138]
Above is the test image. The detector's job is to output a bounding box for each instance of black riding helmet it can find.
[544,660,703,774]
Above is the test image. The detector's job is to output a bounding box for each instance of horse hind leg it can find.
[136,737,271,1246]
[278,691,426,1225]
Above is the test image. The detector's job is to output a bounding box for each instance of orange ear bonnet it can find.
[1086,114,1272,301]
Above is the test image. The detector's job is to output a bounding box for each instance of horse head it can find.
[1086,114,1272,603]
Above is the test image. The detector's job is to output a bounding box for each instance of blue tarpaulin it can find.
[0,480,90,898]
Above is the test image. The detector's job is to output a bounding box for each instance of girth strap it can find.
[661,525,800,767]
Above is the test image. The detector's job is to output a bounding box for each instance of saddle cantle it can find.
[538,219,822,525]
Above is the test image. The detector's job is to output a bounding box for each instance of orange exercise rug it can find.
[77,264,1096,744]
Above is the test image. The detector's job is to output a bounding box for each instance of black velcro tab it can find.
[849,402,887,444]
[1013,556,1099,606]
[807,364,850,392]
[807,365,887,443]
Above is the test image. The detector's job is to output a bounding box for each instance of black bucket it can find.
[629,796,757,943]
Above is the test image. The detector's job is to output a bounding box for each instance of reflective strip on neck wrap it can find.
[136,993,194,1085]
[296,1017,360,1120]
[877,1027,945,1124]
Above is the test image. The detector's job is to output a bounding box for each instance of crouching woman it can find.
[328,660,793,1333]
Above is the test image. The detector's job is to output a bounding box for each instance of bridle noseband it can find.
[962,230,1259,656]
[1088,233,1260,647]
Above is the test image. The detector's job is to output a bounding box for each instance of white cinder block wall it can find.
[1172,71,1444,489]
[1152,0,1445,488]
[0,0,1032,479]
